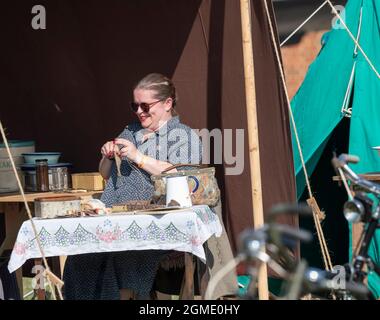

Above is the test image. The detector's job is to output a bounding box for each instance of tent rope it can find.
[341,61,356,117]
[280,1,328,47]
[263,0,333,271]
[353,6,363,56]
[198,7,209,53]
[341,6,362,117]
[338,168,354,200]
[0,121,64,300]
[281,2,380,109]
[327,0,380,80]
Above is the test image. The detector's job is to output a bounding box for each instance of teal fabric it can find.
[237,275,251,296]
[291,0,380,297]
[237,276,283,297]
[348,0,380,299]
[291,0,362,197]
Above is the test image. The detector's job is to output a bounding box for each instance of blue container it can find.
[0,140,35,148]
[22,152,61,165]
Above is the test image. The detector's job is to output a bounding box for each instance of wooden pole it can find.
[239,0,269,300]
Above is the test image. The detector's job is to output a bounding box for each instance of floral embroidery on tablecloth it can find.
[186,220,195,229]
[71,224,98,246]
[122,221,143,241]
[36,227,53,247]
[9,206,222,274]
[12,206,219,254]
[55,226,71,246]
[96,223,122,243]
[146,221,163,241]
[21,225,31,237]
[190,235,202,246]
[13,242,26,255]
[193,206,217,224]
[164,223,189,243]
[95,220,122,243]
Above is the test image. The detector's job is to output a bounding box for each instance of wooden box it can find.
[71,172,105,191]
[34,196,81,218]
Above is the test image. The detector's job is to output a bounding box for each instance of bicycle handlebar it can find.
[240,223,312,247]
[332,153,380,196]
[239,223,312,262]
[269,203,313,218]
[305,267,371,299]
[338,154,360,165]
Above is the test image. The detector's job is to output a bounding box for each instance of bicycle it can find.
[330,153,380,299]
[205,154,379,300]
[236,200,371,300]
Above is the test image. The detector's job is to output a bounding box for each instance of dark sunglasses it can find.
[130,99,163,113]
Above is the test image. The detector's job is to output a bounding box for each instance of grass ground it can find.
[22,277,53,300]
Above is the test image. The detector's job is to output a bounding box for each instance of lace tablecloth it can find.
[8,205,221,273]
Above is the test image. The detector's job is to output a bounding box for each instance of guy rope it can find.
[0,121,64,300]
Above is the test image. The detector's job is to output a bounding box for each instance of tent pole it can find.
[239,0,269,300]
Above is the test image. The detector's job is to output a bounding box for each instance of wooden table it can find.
[3,195,211,300]
[0,190,102,299]
[333,173,380,183]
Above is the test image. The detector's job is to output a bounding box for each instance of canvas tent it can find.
[291,0,380,297]
[0,0,296,298]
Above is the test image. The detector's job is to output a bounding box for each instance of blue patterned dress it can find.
[63,116,202,299]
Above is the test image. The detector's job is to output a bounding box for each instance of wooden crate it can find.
[34,196,81,218]
[71,172,105,191]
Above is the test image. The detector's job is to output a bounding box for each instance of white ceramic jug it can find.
[165,175,193,208]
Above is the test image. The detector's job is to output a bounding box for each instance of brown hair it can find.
[134,73,178,116]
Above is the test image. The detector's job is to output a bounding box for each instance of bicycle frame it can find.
[332,154,380,289]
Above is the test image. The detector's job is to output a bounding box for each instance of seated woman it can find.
[63,73,202,299]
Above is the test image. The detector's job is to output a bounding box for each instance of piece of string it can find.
[0,120,63,300]
[338,168,354,200]
[198,7,209,53]
[326,0,380,80]
[263,1,333,271]
[280,1,328,47]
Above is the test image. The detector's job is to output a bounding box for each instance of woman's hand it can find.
[114,138,141,163]
[101,141,116,160]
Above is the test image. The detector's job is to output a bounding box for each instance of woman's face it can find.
[133,89,173,131]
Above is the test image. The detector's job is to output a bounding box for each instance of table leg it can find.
[15,268,23,299]
[179,253,195,300]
